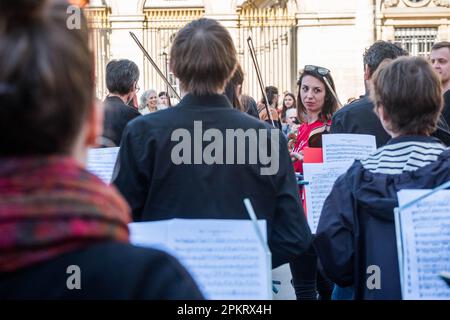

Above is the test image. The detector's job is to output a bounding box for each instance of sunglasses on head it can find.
[304,65,330,76]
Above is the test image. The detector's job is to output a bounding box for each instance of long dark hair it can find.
[281,93,296,122]
[158,91,172,107]
[224,63,244,111]
[296,69,338,123]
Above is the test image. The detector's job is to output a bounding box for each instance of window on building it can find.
[394,27,438,57]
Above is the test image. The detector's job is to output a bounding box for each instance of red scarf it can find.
[0,156,130,272]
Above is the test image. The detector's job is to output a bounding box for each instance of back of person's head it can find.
[224,63,244,111]
[364,41,408,75]
[0,0,94,156]
[170,18,237,96]
[432,41,450,52]
[370,56,442,136]
[106,59,139,96]
[263,86,279,106]
[240,94,257,114]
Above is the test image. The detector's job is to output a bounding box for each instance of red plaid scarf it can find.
[0,156,130,272]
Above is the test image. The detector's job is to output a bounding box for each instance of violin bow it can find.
[247,36,275,127]
[129,32,181,101]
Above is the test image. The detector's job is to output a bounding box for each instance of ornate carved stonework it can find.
[433,0,450,7]
[384,0,400,7]
[383,0,449,8]
[402,0,431,7]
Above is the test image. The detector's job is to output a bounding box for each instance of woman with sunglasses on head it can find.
[291,65,339,173]
[289,65,338,300]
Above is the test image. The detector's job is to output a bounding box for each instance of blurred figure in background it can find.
[139,89,158,115]
[280,92,297,124]
[157,91,172,110]
[430,41,450,140]
[258,85,281,128]
[103,59,141,146]
[282,108,299,137]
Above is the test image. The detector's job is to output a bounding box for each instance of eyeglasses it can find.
[135,84,140,93]
[304,65,330,76]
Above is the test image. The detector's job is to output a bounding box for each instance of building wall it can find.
[87,0,450,103]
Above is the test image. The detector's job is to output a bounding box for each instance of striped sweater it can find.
[360,136,448,174]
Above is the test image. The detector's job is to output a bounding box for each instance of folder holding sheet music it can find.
[86,147,120,184]
[302,134,376,232]
[128,200,272,300]
[394,181,450,300]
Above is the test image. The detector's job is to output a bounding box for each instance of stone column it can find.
[438,25,450,42]
[203,0,239,47]
[106,0,146,88]
[382,26,395,41]
[355,0,375,53]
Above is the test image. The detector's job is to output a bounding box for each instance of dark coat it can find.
[442,90,450,131]
[102,96,141,147]
[331,95,390,148]
[332,94,450,147]
[112,93,312,268]
[0,241,203,299]
[315,144,450,299]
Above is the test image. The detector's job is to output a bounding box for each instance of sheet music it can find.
[303,162,353,233]
[322,134,376,163]
[397,190,450,300]
[129,219,271,300]
[86,147,120,184]
[129,220,171,253]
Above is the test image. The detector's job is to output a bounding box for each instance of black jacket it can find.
[331,95,390,148]
[0,241,204,299]
[103,96,141,147]
[442,90,450,132]
[332,94,450,147]
[315,139,450,299]
[113,94,312,268]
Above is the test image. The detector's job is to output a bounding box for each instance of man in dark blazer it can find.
[102,59,141,147]
[113,18,312,269]
[331,41,408,148]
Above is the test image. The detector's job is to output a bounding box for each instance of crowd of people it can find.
[1,0,450,300]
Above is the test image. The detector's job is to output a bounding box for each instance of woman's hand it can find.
[290,151,303,162]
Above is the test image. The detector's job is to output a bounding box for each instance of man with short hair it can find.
[430,41,450,130]
[331,41,408,147]
[102,59,141,147]
[113,18,312,269]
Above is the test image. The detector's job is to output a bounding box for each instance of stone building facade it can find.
[85,0,450,104]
